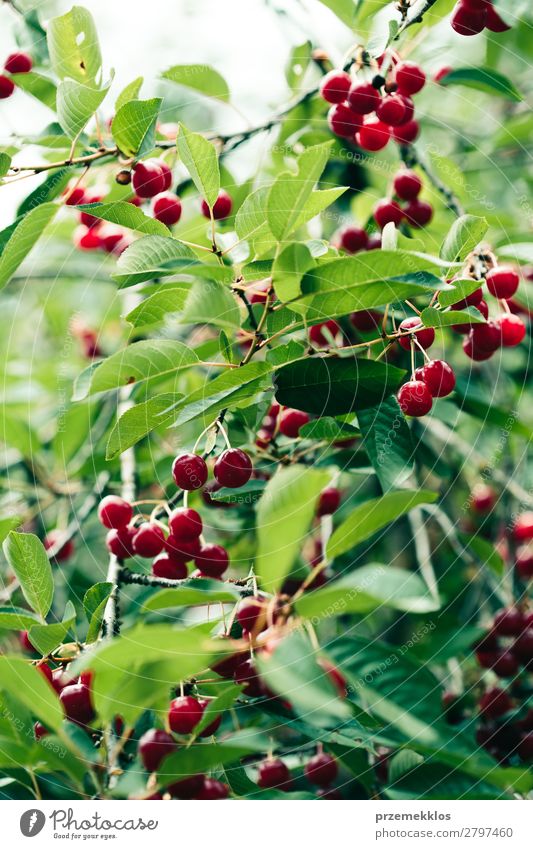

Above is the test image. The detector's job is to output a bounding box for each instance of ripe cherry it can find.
[195,778,229,799]
[132,523,165,557]
[4,52,33,74]
[404,199,433,228]
[511,628,533,663]
[373,199,403,229]
[434,66,453,84]
[64,185,86,206]
[485,3,511,32]
[347,82,381,114]
[486,266,520,299]
[172,453,208,490]
[318,659,347,698]
[338,226,368,254]
[319,70,351,104]
[317,487,341,516]
[279,408,310,438]
[167,774,205,798]
[105,525,136,559]
[452,287,484,309]
[350,310,381,331]
[234,657,263,696]
[44,530,74,562]
[418,360,456,397]
[397,380,433,417]
[493,608,525,637]
[139,728,176,772]
[165,535,201,562]
[305,752,338,786]
[201,190,232,220]
[168,695,204,734]
[236,597,265,633]
[152,552,188,580]
[451,2,487,35]
[34,721,48,740]
[0,75,15,98]
[396,61,426,96]
[393,169,422,200]
[75,226,103,251]
[463,333,493,361]
[19,630,36,653]
[194,544,229,578]
[168,507,202,540]
[516,545,533,579]
[132,160,167,198]
[309,319,339,347]
[398,316,435,350]
[391,120,420,145]
[498,314,526,347]
[471,483,496,514]
[471,320,501,353]
[197,699,223,737]
[257,758,291,789]
[491,651,520,678]
[153,192,182,226]
[97,495,133,529]
[367,234,382,250]
[214,448,253,488]
[478,687,512,719]
[327,103,361,138]
[512,512,533,543]
[60,681,95,725]
[376,95,407,126]
[356,118,391,151]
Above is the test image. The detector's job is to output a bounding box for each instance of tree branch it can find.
[396,0,440,36]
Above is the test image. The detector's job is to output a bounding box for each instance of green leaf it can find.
[17,169,70,217]
[292,187,348,231]
[272,243,315,303]
[299,417,359,441]
[2,532,54,620]
[176,123,220,207]
[267,142,332,241]
[285,41,312,92]
[0,202,57,291]
[0,657,64,731]
[327,489,438,559]
[79,339,199,397]
[458,533,504,578]
[83,582,113,643]
[162,65,230,102]
[158,732,269,782]
[235,186,270,241]
[295,565,440,619]
[112,235,196,287]
[9,72,57,109]
[76,200,168,235]
[440,215,488,262]
[125,286,190,327]
[192,684,243,739]
[0,516,21,545]
[112,98,162,158]
[497,242,533,264]
[274,358,405,415]
[143,579,242,611]
[0,607,41,630]
[0,153,12,178]
[439,67,522,102]
[421,306,486,328]
[357,397,414,491]
[256,465,330,592]
[56,79,110,139]
[47,6,103,85]
[180,279,241,330]
[28,601,76,656]
[438,277,485,308]
[115,76,143,111]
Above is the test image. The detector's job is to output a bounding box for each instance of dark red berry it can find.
[319,70,351,104]
[167,774,205,798]
[60,682,95,725]
[471,483,496,514]
[398,316,435,350]
[64,185,86,206]
[105,525,136,559]
[309,319,340,347]
[214,448,253,488]
[491,651,520,678]
[404,199,433,228]
[4,52,33,74]
[397,94,414,124]
[395,62,426,96]
[168,507,202,540]
[305,752,338,786]
[513,512,533,542]
[194,544,229,578]
[172,453,208,490]
[356,118,391,151]
[168,696,204,734]
[44,530,74,562]
[376,95,407,126]
[478,687,512,719]
[463,333,493,361]
[132,160,167,199]
[485,3,511,32]
[257,758,291,789]
[75,226,103,250]
[434,66,453,84]
[347,82,381,114]
[195,777,229,798]
[471,319,502,353]
[367,234,382,250]
[0,75,15,98]
[34,721,48,740]
[373,199,403,229]
[350,310,381,331]
[201,190,232,220]
[498,314,526,347]
[393,169,422,200]
[452,287,483,309]
[419,360,456,397]
[279,408,310,438]
[493,608,525,637]
[391,119,420,145]
[397,380,433,417]
[486,266,520,299]
[153,192,182,226]
[139,728,176,772]
[79,192,104,228]
[317,487,341,516]
[234,658,263,696]
[338,226,368,254]
[159,161,172,191]
[516,545,533,579]
[236,597,265,633]
[97,495,133,529]
[511,628,533,663]
[152,552,187,580]
[451,2,487,35]
[165,535,201,561]
[518,733,533,761]
[327,103,361,138]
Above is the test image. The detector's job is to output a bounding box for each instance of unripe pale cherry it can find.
[172,452,208,490]
[194,544,229,578]
[132,160,167,198]
[327,103,361,138]
[395,62,426,96]
[404,199,433,228]
[168,507,202,540]
[398,316,435,350]
[319,70,351,104]
[151,552,188,580]
[391,119,420,145]
[397,380,433,417]
[153,192,182,225]
[279,408,310,438]
[498,314,526,347]
[347,82,381,114]
[0,75,15,98]
[132,523,166,557]
[305,752,338,786]
[257,758,291,789]
[214,448,253,488]
[356,118,391,151]
[393,170,422,200]
[4,52,33,74]
[485,266,520,299]
[376,95,407,126]
[139,728,176,772]
[339,226,368,254]
[201,190,232,220]
[168,695,204,734]
[418,359,456,397]
[97,495,133,529]
[373,199,403,229]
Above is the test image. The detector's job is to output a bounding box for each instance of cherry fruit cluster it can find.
[451,1,511,36]
[373,168,433,231]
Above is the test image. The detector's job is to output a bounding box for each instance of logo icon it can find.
[20,810,46,837]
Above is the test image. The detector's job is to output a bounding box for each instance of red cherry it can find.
[168,507,202,540]
[451,287,483,309]
[172,453,208,490]
[4,52,33,74]
[305,753,338,786]
[37,662,54,687]
[478,687,512,719]
[485,3,511,32]
[516,545,533,579]
[391,120,420,145]
[132,523,166,557]
[367,234,382,250]
[153,192,182,226]
[60,682,95,725]
[338,226,368,254]
[396,61,426,96]
[393,170,422,200]
[433,66,453,84]
[309,319,340,347]
[165,535,201,562]
[79,192,103,228]
[97,495,133,529]
[518,733,533,762]
[396,94,414,124]
[201,190,232,220]
[44,530,74,562]
[168,695,204,734]
[0,75,15,98]
[214,448,253,488]
[317,487,341,516]
[159,161,172,191]
[34,721,48,740]
[347,82,381,114]
[257,758,291,789]
[211,651,247,680]
[493,608,525,637]
[139,728,176,772]
[105,525,136,559]
[471,319,502,353]
[197,699,223,737]
[419,360,456,397]
[327,103,361,138]
[75,226,103,250]
[52,666,75,693]
[233,658,263,696]
[491,651,520,678]
[373,199,403,229]
[451,2,487,35]
[398,316,435,350]
[195,778,229,798]
[471,483,496,514]
[64,185,86,206]
[350,310,381,331]
[236,597,265,633]
[513,512,533,542]
[486,266,520,299]
[463,333,493,361]
[376,95,407,126]
[101,228,126,254]
[404,199,433,228]
[132,160,167,198]
[397,381,433,417]
[511,628,533,663]
[356,118,391,151]
[167,774,205,799]
[194,544,229,578]
[279,408,310,438]
[319,70,351,104]
[498,314,526,347]
[19,630,36,653]
[151,552,188,580]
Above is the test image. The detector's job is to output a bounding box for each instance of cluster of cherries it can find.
[469,486,533,582]
[451,0,510,36]
[256,401,310,446]
[320,58,426,152]
[373,168,433,231]
[0,51,32,99]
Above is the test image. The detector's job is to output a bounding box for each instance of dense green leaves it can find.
[28,601,76,656]
[357,397,414,490]
[112,235,197,287]
[2,532,54,621]
[176,123,220,208]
